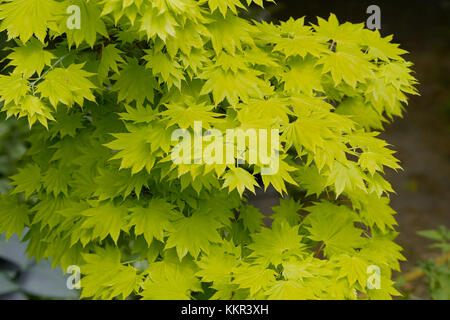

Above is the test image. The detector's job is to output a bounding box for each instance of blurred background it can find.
[0,0,449,300]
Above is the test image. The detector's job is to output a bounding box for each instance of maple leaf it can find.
[222,167,260,196]
[270,198,302,226]
[81,247,140,299]
[238,205,265,233]
[352,192,397,233]
[232,263,277,296]
[42,166,70,197]
[160,101,221,129]
[10,164,42,199]
[272,18,327,58]
[361,29,408,62]
[360,235,406,271]
[261,158,298,195]
[81,202,128,243]
[305,201,365,257]
[63,0,108,48]
[118,104,157,124]
[294,165,328,197]
[128,199,178,245]
[166,212,222,259]
[4,94,55,128]
[36,63,96,108]
[335,97,385,130]
[6,38,55,77]
[248,221,305,266]
[312,13,363,46]
[112,58,156,105]
[333,254,369,288]
[282,56,324,95]
[0,73,29,105]
[317,44,374,88]
[0,0,62,43]
[196,242,240,283]
[105,124,156,174]
[141,258,202,300]
[50,107,84,138]
[98,44,125,79]
[326,162,367,197]
[144,51,185,89]
[266,280,316,300]
[199,64,271,105]
[139,4,178,41]
[0,195,30,239]
[206,13,256,55]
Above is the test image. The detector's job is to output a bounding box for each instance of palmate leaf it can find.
[333,253,369,288]
[62,0,108,48]
[270,198,302,226]
[81,247,140,300]
[10,164,42,199]
[196,242,240,283]
[326,161,367,197]
[238,205,265,233]
[98,44,125,80]
[305,201,365,257]
[36,64,97,108]
[112,58,156,105]
[92,166,149,200]
[312,13,363,47]
[4,94,55,128]
[207,13,256,55]
[42,166,70,197]
[221,167,259,196]
[80,202,129,243]
[271,18,327,59]
[294,165,328,197]
[361,29,408,62]
[0,73,29,105]
[232,263,277,296]
[317,44,374,88]
[350,191,397,233]
[105,124,157,174]
[139,4,178,41]
[166,211,223,260]
[266,280,316,300]
[141,256,202,300]
[160,101,221,129]
[6,38,55,77]
[144,51,185,89]
[261,158,298,195]
[282,56,324,95]
[248,221,305,266]
[128,199,178,245]
[0,0,62,43]
[199,64,271,105]
[0,195,30,239]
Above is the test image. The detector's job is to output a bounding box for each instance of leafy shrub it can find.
[0,0,417,299]
[417,226,450,300]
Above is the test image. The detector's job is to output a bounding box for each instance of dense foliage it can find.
[0,0,418,299]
